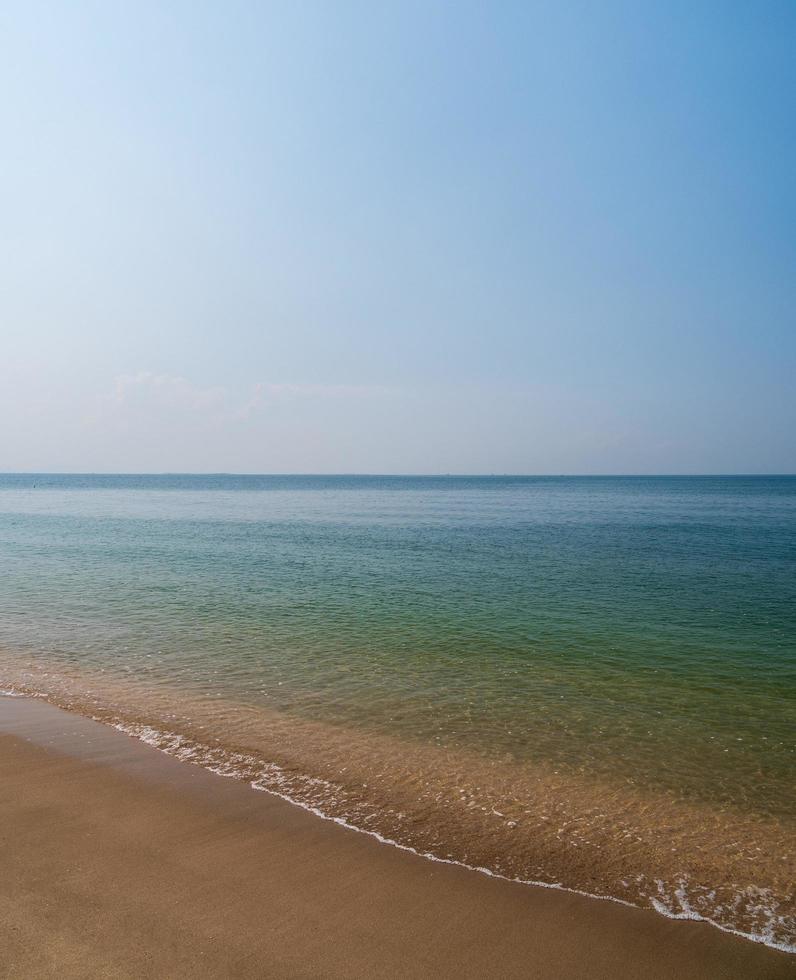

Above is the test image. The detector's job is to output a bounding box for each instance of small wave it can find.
[108,717,796,955]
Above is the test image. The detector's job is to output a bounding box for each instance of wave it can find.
[108,714,795,955]
[1,673,793,955]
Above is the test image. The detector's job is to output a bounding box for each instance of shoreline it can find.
[109,712,796,957]
[2,659,794,955]
[1,695,792,978]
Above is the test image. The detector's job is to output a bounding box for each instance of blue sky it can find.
[2,1,794,473]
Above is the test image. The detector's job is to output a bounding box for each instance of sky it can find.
[1,1,794,474]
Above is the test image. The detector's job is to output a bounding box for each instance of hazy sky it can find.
[2,1,794,473]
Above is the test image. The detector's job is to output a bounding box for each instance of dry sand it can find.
[0,695,792,979]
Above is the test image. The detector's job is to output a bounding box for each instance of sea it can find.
[0,474,793,950]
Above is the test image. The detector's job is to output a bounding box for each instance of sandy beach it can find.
[0,696,791,979]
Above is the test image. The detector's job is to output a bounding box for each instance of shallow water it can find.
[0,474,794,948]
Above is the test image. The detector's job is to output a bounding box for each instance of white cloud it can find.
[238,381,394,418]
[113,372,227,413]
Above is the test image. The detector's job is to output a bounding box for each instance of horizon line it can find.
[2,471,795,479]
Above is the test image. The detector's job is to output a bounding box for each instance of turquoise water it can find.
[1,475,794,947]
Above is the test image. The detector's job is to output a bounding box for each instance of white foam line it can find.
[108,716,796,955]
[3,691,793,955]
[245,787,796,954]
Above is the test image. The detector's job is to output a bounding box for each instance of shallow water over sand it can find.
[0,475,794,947]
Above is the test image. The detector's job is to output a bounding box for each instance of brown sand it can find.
[0,697,792,979]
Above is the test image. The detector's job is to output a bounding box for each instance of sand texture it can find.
[0,696,792,979]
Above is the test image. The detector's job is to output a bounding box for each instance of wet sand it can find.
[0,696,792,979]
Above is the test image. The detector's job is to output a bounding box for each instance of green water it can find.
[1,475,793,811]
[1,475,794,947]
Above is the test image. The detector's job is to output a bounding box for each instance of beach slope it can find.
[0,696,791,979]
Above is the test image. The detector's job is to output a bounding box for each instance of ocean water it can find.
[0,474,794,949]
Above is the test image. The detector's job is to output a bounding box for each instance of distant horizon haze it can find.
[3,471,795,479]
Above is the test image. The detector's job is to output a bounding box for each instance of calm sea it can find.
[1,474,794,949]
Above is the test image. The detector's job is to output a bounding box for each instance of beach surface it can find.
[0,696,791,979]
